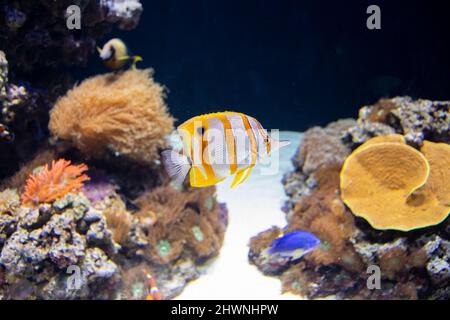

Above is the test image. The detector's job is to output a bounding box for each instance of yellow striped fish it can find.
[162,112,290,188]
[97,38,143,70]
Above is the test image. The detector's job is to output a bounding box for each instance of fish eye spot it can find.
[197,126,205,136]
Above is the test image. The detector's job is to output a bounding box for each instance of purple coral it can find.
[82,171,117,205]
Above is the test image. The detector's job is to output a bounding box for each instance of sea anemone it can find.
[21,159,90,207]
[48,69,174,164]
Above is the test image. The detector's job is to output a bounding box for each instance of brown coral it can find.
[362,98,400,123]
[283,120,355,213]
[48,69,174,163]
[21,159,90,207]
[379,248,409,279]
[103,196,134,245]
[340,135,450,231]
[294,119,355,175]
[135,185,225,265]
[288,165,363,272]
[120,263,155,300]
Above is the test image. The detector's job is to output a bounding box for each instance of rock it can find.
[343,97,450,149]
[0,192,119,298]
[282,119,355,213]
[250,98,450,299]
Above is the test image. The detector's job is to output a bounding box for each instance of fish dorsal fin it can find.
[231,166,254,188]
[177,111,243,129]
[161,150,191,185]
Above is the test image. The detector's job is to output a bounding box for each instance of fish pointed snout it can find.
[271,139,291,151]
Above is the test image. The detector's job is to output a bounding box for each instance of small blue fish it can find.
[266,230,320,263]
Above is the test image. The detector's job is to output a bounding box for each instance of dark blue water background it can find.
[84,0,450,131]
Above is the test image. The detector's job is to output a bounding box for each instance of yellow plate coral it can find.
[340,134,450,231]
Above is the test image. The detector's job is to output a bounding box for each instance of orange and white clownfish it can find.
[97,38,143,70]
[162,111,290,188]
[145,274,162,300]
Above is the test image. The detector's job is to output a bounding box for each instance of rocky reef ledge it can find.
[1,1,230,300]
[249,97,449,300]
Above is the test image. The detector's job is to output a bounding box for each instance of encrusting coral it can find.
[21,159,90,208]
[49,69,174,164]
[341,134,450,231]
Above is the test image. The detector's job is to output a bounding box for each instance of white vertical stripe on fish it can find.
[205,117,229,178]
[241,114,258,166]
[247,116,267,159]
[216,114,238,175]
[179,128,193,160]
[226,114,251,169]
[255,119,271,154]
[191,126,207,180]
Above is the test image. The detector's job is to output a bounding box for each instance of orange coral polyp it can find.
[21,159,90,207]
[340,135,450,231]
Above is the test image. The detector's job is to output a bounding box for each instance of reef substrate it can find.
[249,97,449,300]
[0,1,228,300]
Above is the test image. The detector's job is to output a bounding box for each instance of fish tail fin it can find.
[131,55,143,69]
[96,46,102,55]
[161,150,191,185]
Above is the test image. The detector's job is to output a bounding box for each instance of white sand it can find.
[176,131,303,300]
